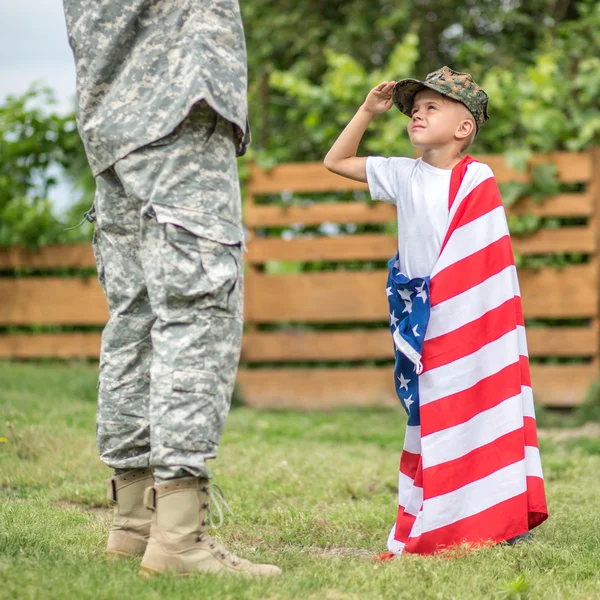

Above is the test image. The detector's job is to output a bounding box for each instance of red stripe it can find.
[420,362,523,436]
[526,476,548,529]
[422,428,526,500]
[520,355,531,386]
[422,297,523,370]
[442,175,503,252]
[524,416,539,449]
[394,505,418,544]
[447,155,477,212]
[399,450,420,480]
[431,235,514,305]
[405,492,531,555]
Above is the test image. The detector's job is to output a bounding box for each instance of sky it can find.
[1,0,76,111]
[1,1,78,213]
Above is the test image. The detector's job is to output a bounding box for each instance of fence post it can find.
[591,146,600,365]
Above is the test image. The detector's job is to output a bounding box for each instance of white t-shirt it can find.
[366,156,452,279]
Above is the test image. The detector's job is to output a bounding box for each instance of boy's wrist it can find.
[359,104,377,118]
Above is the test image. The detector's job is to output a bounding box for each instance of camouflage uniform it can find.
[63,0,248,482]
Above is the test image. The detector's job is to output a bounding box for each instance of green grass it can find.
[1,361,600,600]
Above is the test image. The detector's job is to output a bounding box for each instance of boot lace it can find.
[206,483,233,530]
[199,484,239,566]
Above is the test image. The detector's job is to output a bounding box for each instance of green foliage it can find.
[0,1,598,250]
[0,86,94,248]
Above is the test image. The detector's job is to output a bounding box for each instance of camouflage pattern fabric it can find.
[93,103,244,482]
[63,0,249,176]
[393,66,489,131]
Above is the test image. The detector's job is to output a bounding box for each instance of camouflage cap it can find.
[393,66,489,132]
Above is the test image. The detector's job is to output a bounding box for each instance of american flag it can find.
[385,156,548,556]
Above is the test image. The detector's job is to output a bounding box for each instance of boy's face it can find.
[407,89,474,151]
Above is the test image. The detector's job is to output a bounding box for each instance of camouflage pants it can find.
[92,102,244,482]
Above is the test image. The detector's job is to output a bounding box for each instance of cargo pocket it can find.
[168,369,222,451]
[161,223,241,316]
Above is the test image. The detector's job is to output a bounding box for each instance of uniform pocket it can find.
[172,369,218,396]
[161,223,241,315]
[166,369,222,451]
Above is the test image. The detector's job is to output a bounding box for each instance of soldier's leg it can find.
[115,104,281,576]
[113,102,244,482]
[93,168,154,471]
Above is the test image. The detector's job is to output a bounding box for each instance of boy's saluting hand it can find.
[363,81,397,114]
[323,81,397,182]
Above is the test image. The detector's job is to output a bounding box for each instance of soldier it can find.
[62,0,281,577]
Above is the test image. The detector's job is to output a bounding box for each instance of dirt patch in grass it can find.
[301,546,374,559]
[55,500,110,518]
[538,423,600,441]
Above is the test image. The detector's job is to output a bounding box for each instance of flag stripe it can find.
[425,266,519,341]
[423,297,524,369]
[421,460,527,533]
[422,428,527,500]
[421,329,521,405]
[445,169,500,243]
[406,492,530,555]
[432,206,509,278]
[446,162,495,235]
[430,235,514,306]
[420,363,523,436]
[421,393,525,468]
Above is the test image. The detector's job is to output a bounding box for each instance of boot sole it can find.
[105,549,144,559]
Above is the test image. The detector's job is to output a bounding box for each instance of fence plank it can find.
[245,194,591,228]
[241,325,598,362]
[248,227,594,264]
[0,333,102,358]
[2,322,595,361]
[510,194,592,217]
[237,364,595,409]
[0,278,107,325]
[246,264,596,323]
[0,244,95,270]
[248,153,591,196]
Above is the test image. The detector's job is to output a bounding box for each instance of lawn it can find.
[1,361,600,600]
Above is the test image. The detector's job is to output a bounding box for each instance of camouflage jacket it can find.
[63,0,249,176]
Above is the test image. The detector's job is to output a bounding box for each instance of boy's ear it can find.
[456,118,475,141]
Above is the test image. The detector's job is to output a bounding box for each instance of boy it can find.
[324,67,548,555]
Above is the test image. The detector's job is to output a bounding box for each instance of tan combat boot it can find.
[105,468,154,558]
[139,477,282,577]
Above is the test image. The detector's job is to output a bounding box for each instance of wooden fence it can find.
[1,149,599,409]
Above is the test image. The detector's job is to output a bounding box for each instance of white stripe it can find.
[522,386,535,419]
[409,509,424,539]
[398,472,424,517]
[398,472,414,509]
[425,265,520,341]
[432,207,509,278]
[447,162,494,225]
[387,526,406,555]
[421,329,521,405]
[403,425,421,454]
[405,483,423,518]
[421,394,525,468]
[525,446,544,479]
[517,325,529,357]
[421,459,527,533]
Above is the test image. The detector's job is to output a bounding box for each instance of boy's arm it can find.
[323,81,396,182]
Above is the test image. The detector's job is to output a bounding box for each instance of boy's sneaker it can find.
[504,531,535,546]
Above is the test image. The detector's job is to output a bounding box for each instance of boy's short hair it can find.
[393,66,489,133]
